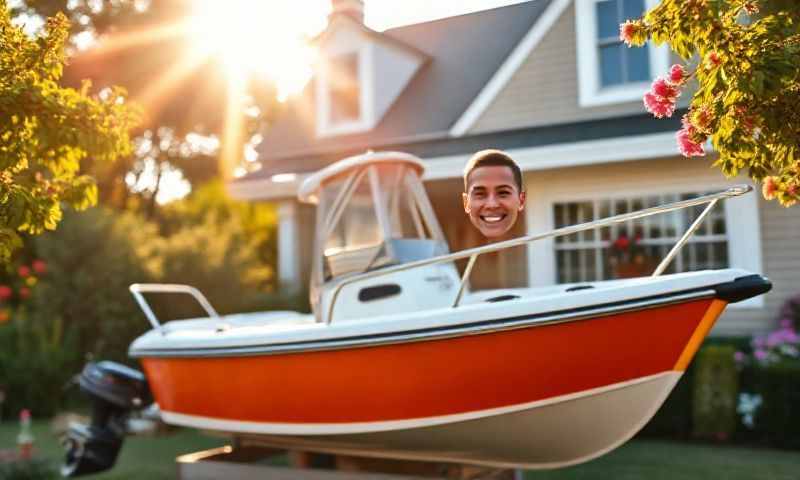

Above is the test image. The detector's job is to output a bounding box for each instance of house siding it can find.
[759,198,800,332]
[469,2,654,134]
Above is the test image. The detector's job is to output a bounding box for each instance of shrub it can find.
[692,345,738,440]
[0,459,58,480]
[750,361,800,449]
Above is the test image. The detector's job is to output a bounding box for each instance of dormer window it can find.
[329,53,361,124]
[316,48,372,137]
[576,0,669,107]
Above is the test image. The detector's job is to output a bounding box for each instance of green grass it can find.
[524,439,800,480]
[1,421,798,479]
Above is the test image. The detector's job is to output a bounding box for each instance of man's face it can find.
[462,165,526,239]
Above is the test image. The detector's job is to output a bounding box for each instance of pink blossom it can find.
[780,318,793,329]
[17,265,30,278]
[644,92,676,118]
[619,21,637,46]
[753,336,766,348]
[734,351,745,363]
[676,127,705,157]
[0,285,11,300]
[652,77,679,100]
[754,349,768,361]
[762,176,779,200]
[669,64,687,84]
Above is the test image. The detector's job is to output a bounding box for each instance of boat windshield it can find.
[316,163,442,281]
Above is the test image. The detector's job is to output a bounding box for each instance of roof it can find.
[251,0,553,176]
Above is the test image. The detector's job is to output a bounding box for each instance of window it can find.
[575,0,669,106]
[596,0,650,87]
[329,53,361,124]
[553,193,729,283]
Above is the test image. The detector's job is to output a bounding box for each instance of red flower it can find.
[669,64,687,85]
[705,51,721,69]
[619,21,637,46]
[18,287,30,299]
[32,260,47,274]
[614,236,630,249]
[17,265,30,278]
[762,177,779,200]
[651,78,679,100]
[0,285,11,300]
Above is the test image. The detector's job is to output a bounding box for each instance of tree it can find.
[0,1,139,261]
[621,0,800,206]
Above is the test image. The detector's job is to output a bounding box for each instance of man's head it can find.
[462,149,525,240]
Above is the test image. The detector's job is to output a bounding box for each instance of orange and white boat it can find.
[62,152,770,476]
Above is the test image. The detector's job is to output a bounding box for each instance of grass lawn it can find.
[1,420,798,479]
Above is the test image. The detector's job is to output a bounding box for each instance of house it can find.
[229,0,799,336]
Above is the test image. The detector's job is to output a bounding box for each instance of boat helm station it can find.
[298,151,461,324]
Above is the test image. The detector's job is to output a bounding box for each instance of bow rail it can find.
[324,185,752,324]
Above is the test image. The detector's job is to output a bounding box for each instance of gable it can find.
[463,0,670,135]
[252,1,552,173]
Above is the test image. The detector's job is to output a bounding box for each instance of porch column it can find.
[278,200,301,293]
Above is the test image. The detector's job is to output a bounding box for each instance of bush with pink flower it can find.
[736,293,800,367]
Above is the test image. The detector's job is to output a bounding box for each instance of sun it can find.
[187,0,327,101]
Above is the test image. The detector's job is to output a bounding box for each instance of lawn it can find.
[1,420,798,479]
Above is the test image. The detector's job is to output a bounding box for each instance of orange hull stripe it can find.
[141,299,714,424]
[673,299,727,372]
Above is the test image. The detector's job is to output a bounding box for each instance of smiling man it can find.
[462,149,526,242]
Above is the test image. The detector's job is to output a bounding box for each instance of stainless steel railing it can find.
[129,283,221,335]
[323,185,751,324]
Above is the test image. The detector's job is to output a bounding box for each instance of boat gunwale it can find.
[129,287,717,358]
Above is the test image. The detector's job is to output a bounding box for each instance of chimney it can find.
[330,0,364,24]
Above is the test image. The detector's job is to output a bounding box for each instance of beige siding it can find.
[758,198,800,332]
[468,3,687,134]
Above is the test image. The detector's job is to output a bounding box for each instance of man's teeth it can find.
[482,215,504,223]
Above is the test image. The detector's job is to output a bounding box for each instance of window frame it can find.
[575,0,671,107]
[551,194,732,284]
[527,180,764,309]
[315,45,375,137]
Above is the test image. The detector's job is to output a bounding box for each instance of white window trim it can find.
[315,44,376,137]
[526,180,764,308]
[575,0,670,108]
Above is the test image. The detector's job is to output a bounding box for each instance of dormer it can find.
[315,0,427,138]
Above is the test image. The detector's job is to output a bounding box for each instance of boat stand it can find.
[176,445,521,480]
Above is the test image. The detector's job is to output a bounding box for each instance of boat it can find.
[61,151,771,476]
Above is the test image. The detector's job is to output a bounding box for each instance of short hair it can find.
[463,149,523,192]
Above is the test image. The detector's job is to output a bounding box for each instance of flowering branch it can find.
[620,0,800,207]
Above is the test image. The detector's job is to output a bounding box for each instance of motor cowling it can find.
[61,361,152,477]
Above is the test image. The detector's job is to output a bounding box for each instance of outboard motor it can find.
[61,361,152,477]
